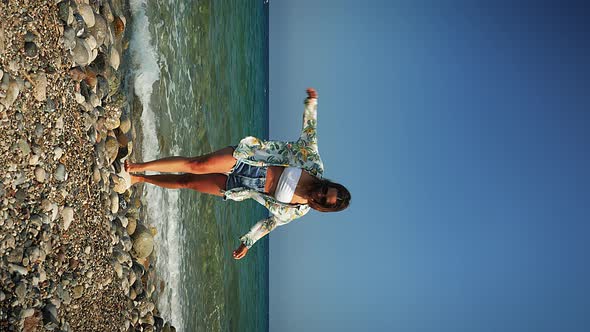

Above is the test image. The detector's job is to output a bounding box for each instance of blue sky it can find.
[268,1,590,331]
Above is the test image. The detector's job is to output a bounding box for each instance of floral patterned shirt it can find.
[223,97,323,249]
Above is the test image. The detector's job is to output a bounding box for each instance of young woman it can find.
[120,88,351,260]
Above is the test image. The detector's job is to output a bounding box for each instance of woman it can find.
[120,88,351,260]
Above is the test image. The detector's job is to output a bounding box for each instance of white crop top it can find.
[274,167,303,204]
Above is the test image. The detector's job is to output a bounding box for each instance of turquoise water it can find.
[128,1,268,331]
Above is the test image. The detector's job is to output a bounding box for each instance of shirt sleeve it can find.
[239,216,279,249]
[298,97,318,148]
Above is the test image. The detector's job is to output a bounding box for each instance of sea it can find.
[126,0,269,331]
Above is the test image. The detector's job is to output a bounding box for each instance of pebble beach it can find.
[0,0,174,331]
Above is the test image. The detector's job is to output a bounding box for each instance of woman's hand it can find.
[306,88,318,99]
[233,243,248,260]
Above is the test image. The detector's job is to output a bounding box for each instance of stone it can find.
[110,48,120,70]
[63,27,76,51]
[83,69,97,87]
[28,155,40,167]
[8,263,28,275]
[53,147,64,161]
[55,163,67,181]
[0,80,20,108]
[112,260,123,279]
[8,247,23,263]
[100,2,114,22]
[34,166,46,183]
[72,38,92,66]
[21,308,35,319]
[131,225,154,259]
[32,73,47,102]
[92,165,101,183]
[58,1,73,24]
[73,13,86,37]
[18,138,31,155]
[96,75,109,99]
[111,174,128,194]
[24,42,38,58]
[119,114,131,133]
[89,14,108,47]
[42,303,59,326]
[105,136,118,163]
[15,282,27,301]
[89,93,101,107]
[75,92,86,104]
[114,16,125,37]
[78,4,96,28]
[110,191,119,214]
[61,207,74,230]
[72,285,84,299]
[69,67,86,81]
[86,35,97,51]
[126,218,137,236]
[45,98,56,113]
[24,31,36,43]
[34,123,44,138]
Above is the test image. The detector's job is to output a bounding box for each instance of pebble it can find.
[8,263,28,276]
[110,48,120,70]
[89,13,108,46]
[72,38,92,66]
[24,42,38,58]
[46,98,57,113]
[33,73,47,102]
[131,225,155,259]
[72,13,86,37]
[69,67,86,81]
[34,166,46,183]
[0,80,20,108]
[113,16,125,37]
[34,122,44,137]
[20,308,35,319]
[28,154,40,166]
[18,138,31,155]
[61,207,74,230]
[105,136,118,164]
[92,165,101,183]
[110,191,119,214]
[63,27,76,50]
[112,260,123,279]
[42,303,59,327]
[126,218,137,236]
[72,285,84,299]
[78,4,96,28]
[15,282,27,301]
[53,146,64,160]
[24,31,36,43]
[90,93,101,107]
[55,163,66,181]
[58,1,74,24]
[75,92,86,104]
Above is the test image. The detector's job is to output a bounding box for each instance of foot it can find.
[124,159,140,173]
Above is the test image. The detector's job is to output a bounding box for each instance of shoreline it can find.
[0,1,173,331]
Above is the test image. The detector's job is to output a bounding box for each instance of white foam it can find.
[129,1,185,330]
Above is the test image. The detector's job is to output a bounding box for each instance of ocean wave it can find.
[129,0,185,330]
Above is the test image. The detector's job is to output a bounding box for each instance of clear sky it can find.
[268,1,589,331]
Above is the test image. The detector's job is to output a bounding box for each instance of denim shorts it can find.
[226,159,267,193]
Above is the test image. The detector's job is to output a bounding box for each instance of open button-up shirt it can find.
[222,97,323,249]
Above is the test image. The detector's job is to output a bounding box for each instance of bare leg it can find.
[131,173,228,196]
[126,147,237,174]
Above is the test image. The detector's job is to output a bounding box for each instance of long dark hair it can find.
[303,177,351,212]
